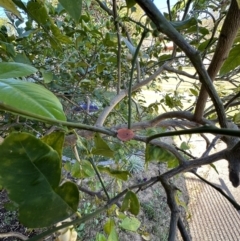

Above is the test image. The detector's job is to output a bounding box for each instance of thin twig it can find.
[128,29,148,129]
[0,232,28,240]
[89,158,110,201]
[112,0,121,94]
[191,171,240,211]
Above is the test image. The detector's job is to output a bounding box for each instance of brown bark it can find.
[194,0,240,121]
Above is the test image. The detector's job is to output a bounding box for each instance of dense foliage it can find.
[1,0,240,240]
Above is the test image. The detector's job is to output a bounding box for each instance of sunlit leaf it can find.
[0,62,36,79]
[104,218,115,235]
[96,233,107,241]
[233,112,240,123]
[125,0,136,8]
[220,44,240,75]
[210,163,219,174]
[120,217,141,231]
[180,141,190,150]
[0,78,66,121]
[41,132,65,158]
[0,0,22,19]
[107,226,118,241]
[189,88,198,96]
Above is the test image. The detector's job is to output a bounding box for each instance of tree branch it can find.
[191,170,240,210]
[178,217,191,241]
[194,0,240,121]
[135,0,228,128]
[95,63,168,126]
[160,178,180,241]
[0,232,28,240]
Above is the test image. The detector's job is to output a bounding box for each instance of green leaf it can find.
[40,69,53,83]
[145,144,179,168]
[210,163,219,174]
[27,0,49,26]
[13,53,32,65]
[189,88,198,96]
[96,233,107,241]
[220,44,240,75]
[0,0,22,19]
[0,78,66,121]
[0,62,37,79]
[41,132,65,158]
[0,132,79,228]
[167,158,179,168]
[98,166,130,181]
[233,112,240,123]
[236,0,240,9]
[50,24,72,44]
[165,94,174,108]
[0,41,16,57]
[104,218,115,235]
[107,227,118,241]
[120,190,140,215]
[103,33,117,47]
[180,141,190,150]
[92,133,114,158]
[171,18,197,30]
[71,160,95,178]
[159,54,172,62]
[120,217,141,232]
[125,0,136,8]
[59,0,82,23]
[97,64,105,74]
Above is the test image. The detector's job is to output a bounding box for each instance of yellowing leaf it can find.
[107,227,118,241]
[0,0,22,19]
[104,219,115,235]
[120,217,141,232]
[0,133,79,228]
[92,133,114,158]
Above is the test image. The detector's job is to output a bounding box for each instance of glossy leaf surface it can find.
[0,133,79,227]
[0,62,37,79]
[0,78,66,121]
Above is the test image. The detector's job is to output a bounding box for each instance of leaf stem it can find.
[0,102,115,136]
[89,157,110,200]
